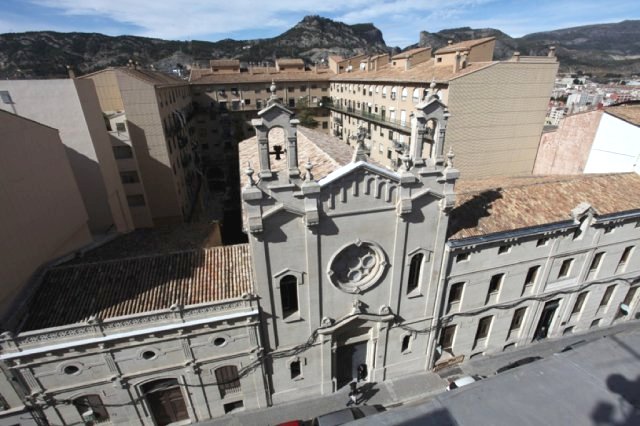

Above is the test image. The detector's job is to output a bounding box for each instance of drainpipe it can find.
[425,242,452,370]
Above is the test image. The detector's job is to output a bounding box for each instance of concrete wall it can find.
[533,110,602,175]
[584,113,640,173]
[447,60,559,178]
[0,112,92,316]
[0,79,127,234]
[468,40,496,62]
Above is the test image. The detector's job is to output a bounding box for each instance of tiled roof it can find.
[435,37,496,54]
[21,244,254,331]
[238,127,358,187]
[190,69,333,84]
[330,58,495,83]
[210,59,240,67]
[449,173,640,240]
[606,104,640,126]
[392,47,431,59]
[81,67,187,87]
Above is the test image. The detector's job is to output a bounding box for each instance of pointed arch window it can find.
[407,253,424,294]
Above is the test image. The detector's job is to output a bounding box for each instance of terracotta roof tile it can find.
[210,59,240,67]
[449,173,640,240]
[238,127,356,187]
[191,69,333,84]
[277,58,305,66]
[22,244,254,331]
[605,104,640,126]
[392,47,431,59]
[330,59,495,84]
[435,37,496,54]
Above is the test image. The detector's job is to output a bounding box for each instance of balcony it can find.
[328,104,410,133]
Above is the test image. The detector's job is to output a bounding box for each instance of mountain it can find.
[1,17,638,79]
[0,16,387,79]
[416,20,640,76]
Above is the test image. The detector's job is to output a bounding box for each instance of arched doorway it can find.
[141,378,189,426]
[334,319,371,389]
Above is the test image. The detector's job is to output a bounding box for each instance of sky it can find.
[1,0,638,48]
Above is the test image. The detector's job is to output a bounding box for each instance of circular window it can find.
[328,240,388,294]
[213,337,227,347]
[63,365,80,375]
[142,350,157,360]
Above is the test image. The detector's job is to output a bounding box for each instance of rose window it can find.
[328,240,387,293]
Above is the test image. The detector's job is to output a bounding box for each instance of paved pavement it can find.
[196,320,640,426]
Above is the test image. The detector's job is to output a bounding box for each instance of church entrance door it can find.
[336,340,368,389]
[142,379,189,426]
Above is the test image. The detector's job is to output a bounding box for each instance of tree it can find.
[295,96,318,128]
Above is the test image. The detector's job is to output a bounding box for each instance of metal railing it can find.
[328,104,410,133]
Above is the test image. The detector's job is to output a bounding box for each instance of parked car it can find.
[276,421,306,426]
[445,374,484,391]
[311,405,386,426]
[496,356,543,374]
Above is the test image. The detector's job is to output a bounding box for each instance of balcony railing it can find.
[328,104,410,133]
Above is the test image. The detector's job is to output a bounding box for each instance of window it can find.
[618,246,634,269]
[474,316,492,346]
[440,325,456,350]
[571,291,588,315]
[604,225,615,234]
[616,286,639,319]
[590,319,601,328]
[73,395,109,423]
[290,360,301,379]
[558,258,574,278]
[213,337,227,347]
[401,87,408,101]
[300,85,306,92]
[525,265,540,286]
[487,274,503,297]
[537,237,549,247]
[437,57,442,63]
[322,122,328,129]
[115,122,126,133]
[120,171,139,184]
[456,252,470,263]
[288,98,295,108]
[382,87,387,98]
[447,282,464,311]
[391,87,397,100]
[280,275,299,318]
[126,194,146,207]
[412,88,421,103]
[388,130,394,140]
[401,335,411,353]
[590,252,604,272]
[407,253,424,294]
[0,90,13,104]
[63,365,80,375]
[600,285,616,308]
[508,308,527,337]
[215,366,241,398]
[113,145,133,159]
[142,350,157,360]
[498,244,511,254]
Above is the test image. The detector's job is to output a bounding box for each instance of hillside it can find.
[1,17,638,79]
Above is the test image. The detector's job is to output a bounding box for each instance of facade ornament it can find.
[379,305,391,315]
[351,124,369,162]
[268,80,278,105]
[245,162,255,187]
[351,298,364,314]
[305,158,314,181]
[321,317,334,327]
[446,147,455,168]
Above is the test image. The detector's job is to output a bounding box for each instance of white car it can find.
[445,375,483,391]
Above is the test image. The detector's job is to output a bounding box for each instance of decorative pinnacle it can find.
[305,158,314,181]
[245,161,255,186]
[270,80,277,97]
[446,147,455,168]
[430,78,436,91]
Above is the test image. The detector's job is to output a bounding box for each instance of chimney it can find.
[548,46,556,58]
[453,51,461,73]
[461,51,469,69]
[128,59,134,69]
[448,40,453,46]
[66,65,75,79]
[513,51,521,62]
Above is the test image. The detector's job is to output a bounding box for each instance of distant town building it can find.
[535,103,640,174]
[82,66,204,228]
[0,78,134,235]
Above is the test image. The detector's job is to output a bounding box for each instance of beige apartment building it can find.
[328,37,559,177]
[0,110,92,318]
[82,67,203,227]
[0,79,133,235]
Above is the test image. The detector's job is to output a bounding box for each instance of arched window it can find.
[401,87,408,101]
[290,360,301,379]
[382,86,387,98]
[391,87,398,100]
[413,88,422,103]
[73,395,109,422]
[215,365,241,398]
[280,275,299,318]
[407,253,424,294]
[401,335,411,353]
